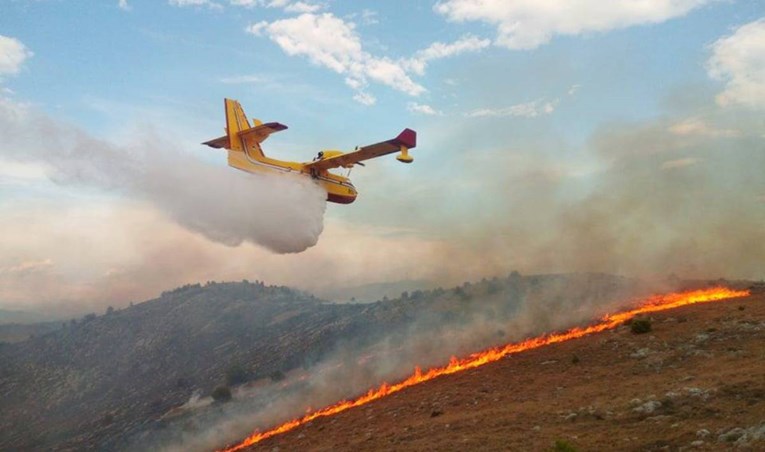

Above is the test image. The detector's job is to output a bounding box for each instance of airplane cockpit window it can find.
[328,166,353,178]
[313,151,324,161]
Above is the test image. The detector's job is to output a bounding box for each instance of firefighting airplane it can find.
[203,99,416,204]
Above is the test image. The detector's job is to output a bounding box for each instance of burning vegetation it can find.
[219,286,749,451]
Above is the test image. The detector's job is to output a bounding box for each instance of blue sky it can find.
[2,1,758,141]
[1,1,764,314]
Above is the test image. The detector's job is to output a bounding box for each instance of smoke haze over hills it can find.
[0,273,654,451]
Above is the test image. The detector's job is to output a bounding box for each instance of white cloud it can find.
[230,0,260,6]
[668,117,740,137]
[466,98,559,118]
[247,13,425,103]
[364,57,424,96]
[247,15,494,104]
[284,1,323,13]
[353,91,376,106]
[417,35,491,61]
[228,0,323,12]
[247,21,269,35]
[118,0,131,11]
[568,84,581,96]
[707,18,765,109]
[360,9,379,26]
[248,14,362,73]
[168,0,222,9]
[404,34,490,75]
[435,0,710,49]
[0,35,33,77]
[407,102,442,116]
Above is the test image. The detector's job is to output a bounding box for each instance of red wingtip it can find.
[396,128,417,149]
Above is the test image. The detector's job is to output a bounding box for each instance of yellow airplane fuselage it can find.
[227,149,358,204]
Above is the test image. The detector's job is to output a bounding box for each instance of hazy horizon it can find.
[1,1,763,316]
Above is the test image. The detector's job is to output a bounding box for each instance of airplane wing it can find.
[203,122,288,149]
[303,128,416,171]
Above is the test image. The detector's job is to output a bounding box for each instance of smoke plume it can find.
[0,98,327,253]
[128,274,649,451]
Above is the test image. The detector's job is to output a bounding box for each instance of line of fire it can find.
[219,286,750,451]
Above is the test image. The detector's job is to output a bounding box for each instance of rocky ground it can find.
[241,288,765,451]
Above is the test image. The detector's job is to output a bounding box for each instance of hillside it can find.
[0,273,641,451]
[238,288,765,451]
[0,282,374,450]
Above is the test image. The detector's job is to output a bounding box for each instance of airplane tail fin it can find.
[225,98,258,154]
[202,99,285,160]
[202,99,250,151]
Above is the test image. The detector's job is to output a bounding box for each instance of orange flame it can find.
[219,286,749,451]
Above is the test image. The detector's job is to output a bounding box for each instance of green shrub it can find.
[630,318,652,334]
[269,370,286,382]
[552,439,578,452]
[454,286,471,302]
[211,385,232,403]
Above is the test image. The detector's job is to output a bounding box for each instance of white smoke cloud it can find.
[0,97,327,253]
[129,274,649,451]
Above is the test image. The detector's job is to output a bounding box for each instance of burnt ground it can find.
[243,291,765,451]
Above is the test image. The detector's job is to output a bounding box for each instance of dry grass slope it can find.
[244,291,765,451]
